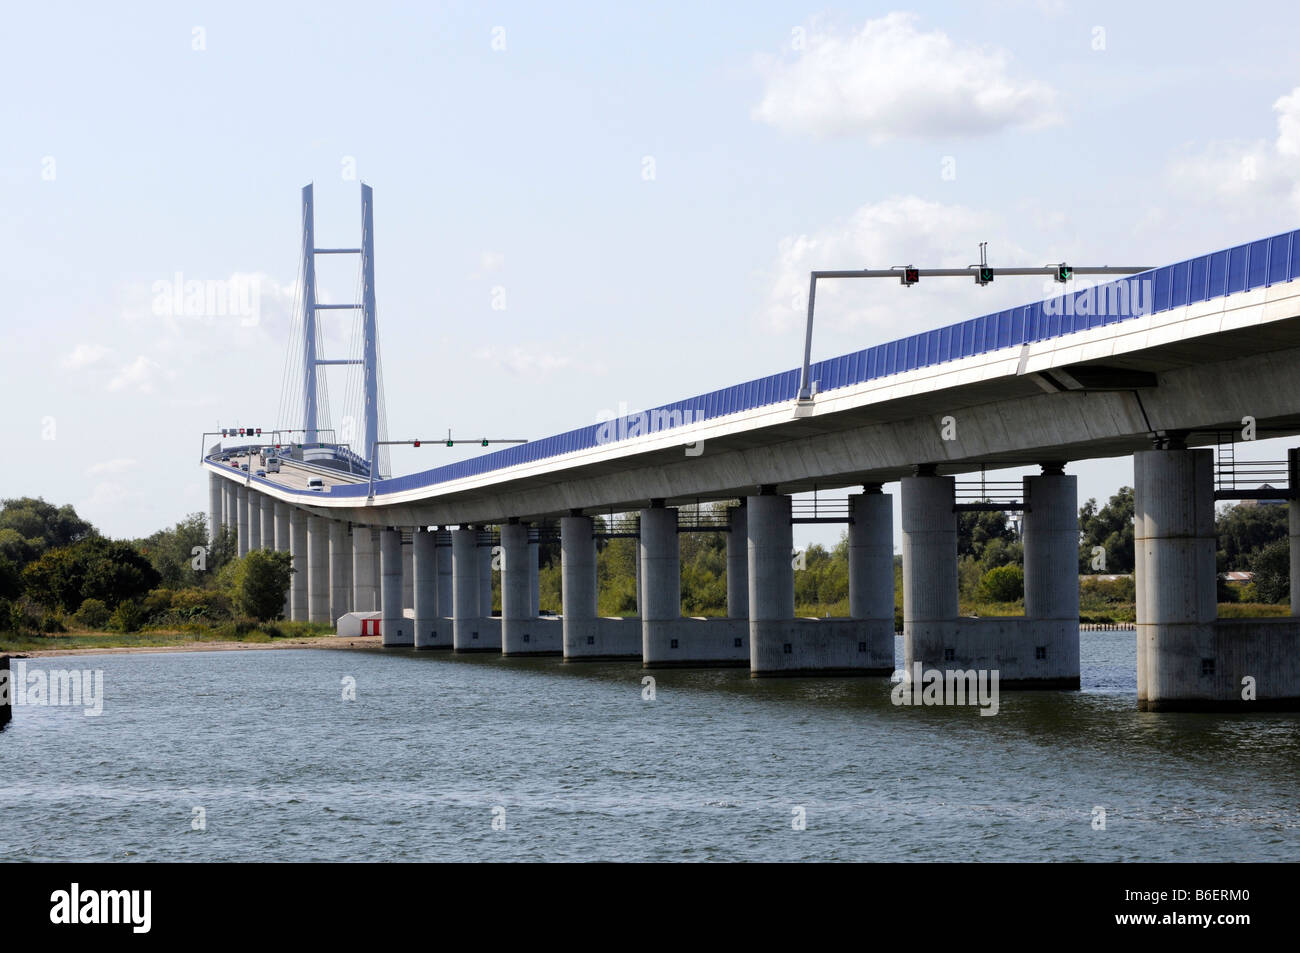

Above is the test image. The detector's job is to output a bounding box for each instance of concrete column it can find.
[479,532,495,617]
[640,506,681,663]
[246,491,261,551]
[1023,472,1079,622]
[846,490,897,671]
[561,515,598,656]
[452,527,487,651]
[528,538,540,616]
[307,515,330,624]
[274,502,290,551]
[223,481,237,531]
[413,528,446,648]
[289,508,308,621]
[436,530,453,619]
[275,501,291,618]
[380,528,412,646]
[747,492,793,673]
[900,474,958,625]
[502,522,552,654]
[260,496,275,552]
[352,526,378,612]
[235,484,249,557]
[900,473,958,679]
[848,491,894,622]
[726,504,748,618]
[208,474,222,544]
[402,537,414,611]
[328,520,349,625]
[1134,448,1216,710]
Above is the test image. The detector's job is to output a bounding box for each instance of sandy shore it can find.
[4,636,389,658]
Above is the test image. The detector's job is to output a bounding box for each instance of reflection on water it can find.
[0,632,1296,861]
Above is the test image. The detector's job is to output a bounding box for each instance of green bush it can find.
[108,600,145,633]
[979,564,1024,603]
[233,550,293,622]
[73,597,111,629]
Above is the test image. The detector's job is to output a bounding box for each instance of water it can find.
[1,632,1297,861]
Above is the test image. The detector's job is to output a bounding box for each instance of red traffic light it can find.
[901,267,919,286]
[413,440,421,447]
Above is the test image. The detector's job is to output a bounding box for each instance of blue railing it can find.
[228,229,1300,500]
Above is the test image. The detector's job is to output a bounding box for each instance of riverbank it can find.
[0,632,386,657]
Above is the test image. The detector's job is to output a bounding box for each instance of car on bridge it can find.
[308,476,324,491]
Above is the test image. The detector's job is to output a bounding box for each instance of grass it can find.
[0,620,336,654]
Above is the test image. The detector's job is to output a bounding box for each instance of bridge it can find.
[203,185,1300,711]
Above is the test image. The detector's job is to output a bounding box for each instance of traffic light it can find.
[481,439,489,447]
[1055,264,1072,283]
[446,438,454,447]
[976,267,994,285]
[901,267,919,287]
[413,440,421,448]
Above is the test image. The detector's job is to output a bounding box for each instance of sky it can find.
[3,1,1300,552]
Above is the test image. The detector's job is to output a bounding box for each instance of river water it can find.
[1,632,1296,861]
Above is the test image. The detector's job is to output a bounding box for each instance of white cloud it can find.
[1167,87,1300,214]
[86,458,138,477]
[108,355,164,393]
[61,343,113,370]
[753,13,1058,141]
[764,195,1036,332]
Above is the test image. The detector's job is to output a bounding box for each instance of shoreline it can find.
[3,635,387,658]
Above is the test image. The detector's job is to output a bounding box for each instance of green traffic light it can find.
[481,439,489,447]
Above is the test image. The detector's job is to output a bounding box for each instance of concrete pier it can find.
[452,527,495,651]
[902,468,1080,688]
[275,501,291,618]
[235,484,249,556]
[246,491,261,551]
[222,481,237,533]
[413,528,447,648]
[847,489,897,670]
[307,515,330,624]
[402,538,414,611]
[208,474,222,544]
[436,530,453,623]
[259,494,275,552]
[562,514,637,659]
[352,524,378,612]
[502,522,558,655]
[478,532,494,620]
[746,490,878,675]
[1021,470,1081,686]
[328,520,350,626]
[747,492,794,675]
[641,506,748,668]
[289,508,308,622]
[380,528,412,646]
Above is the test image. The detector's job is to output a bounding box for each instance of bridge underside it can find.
[308,318,1300,527]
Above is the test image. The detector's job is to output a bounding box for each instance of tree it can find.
[979,564,1024,602]
[1249,539,1290,605]
[234,550,294,621]
[137,512,232,588]
[22,538,160,612]
[1216,502,1288,572]
[1078,487,1135,573]
[958,510,1017,561]
[0,497,96,569]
